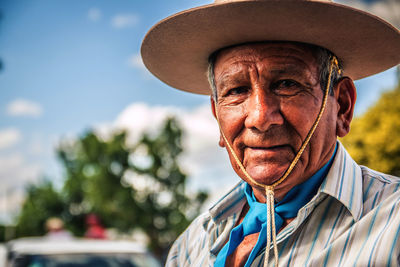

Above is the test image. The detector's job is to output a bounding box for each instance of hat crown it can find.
[214,0,332,3]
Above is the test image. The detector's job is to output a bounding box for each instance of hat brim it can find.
[141,1,400,95]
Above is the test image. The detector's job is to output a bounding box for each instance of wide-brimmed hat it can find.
[141,0,400,95]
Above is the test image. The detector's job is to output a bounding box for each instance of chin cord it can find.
[214,56,341,267]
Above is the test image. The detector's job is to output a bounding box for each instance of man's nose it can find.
[244,87,284,132]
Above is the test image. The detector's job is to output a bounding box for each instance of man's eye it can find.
[271,79,302,95]
[226,86,249,96]
[274,79,299,88]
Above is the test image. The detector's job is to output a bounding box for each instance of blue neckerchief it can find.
[214,144,337,267]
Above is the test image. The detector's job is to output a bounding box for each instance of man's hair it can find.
[207,42,343,100]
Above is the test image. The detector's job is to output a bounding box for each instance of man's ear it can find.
[210,96,226,148]
[334,77,357,137]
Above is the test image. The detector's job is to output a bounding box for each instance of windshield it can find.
[13,253,161,267]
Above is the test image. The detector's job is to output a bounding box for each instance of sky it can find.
[0,0,399,224]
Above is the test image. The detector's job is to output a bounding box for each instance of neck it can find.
[251,142,338,203]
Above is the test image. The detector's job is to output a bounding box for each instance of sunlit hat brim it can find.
[141,0,400,95]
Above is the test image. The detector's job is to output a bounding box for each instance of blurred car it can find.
[3,237,161,267]
[0,244,7,267]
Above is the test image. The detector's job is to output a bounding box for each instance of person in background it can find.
[45,217,73,240]
[84,213,107,239]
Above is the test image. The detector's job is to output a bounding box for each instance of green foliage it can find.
[128,119,208,256]
[341,84,400,176]
[0,225,4,242]
[15,180,66,237]
[15,117,208,260]
[58,131,136,236]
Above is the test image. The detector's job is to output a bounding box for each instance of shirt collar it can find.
[207,141,364,226]
[208,181,247,226]
[319,141,363,221]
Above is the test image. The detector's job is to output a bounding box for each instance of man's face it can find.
[212,42,343,199]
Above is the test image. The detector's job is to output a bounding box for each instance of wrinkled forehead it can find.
[213,42,319,70]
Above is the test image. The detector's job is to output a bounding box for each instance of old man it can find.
[141,0,400,266]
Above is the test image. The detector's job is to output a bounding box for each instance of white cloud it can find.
[27,133,45,156]
[0,128,22,150]
[96,102,238,209]
[127,54,153,78]
[88,7,102,22]
[111,14,139,29]
[128,54,145,70]
[0,132,55,223]
[0,152,42,223]
[6,98,43,118]
[111,103,180,142]
[109,103,221,149]
[0,189,25,224]
[0,153,42,189]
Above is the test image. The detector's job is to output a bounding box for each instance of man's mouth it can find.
[245,144,292,150]
[244,144,294,158]
[249,144,288,150]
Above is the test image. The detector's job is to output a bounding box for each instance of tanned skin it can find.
[210,42,356,267]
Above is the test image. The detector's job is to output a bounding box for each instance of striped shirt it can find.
[166,141,400,266]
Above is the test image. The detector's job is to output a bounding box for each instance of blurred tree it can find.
[341,82,400,176]
[129,118,208,258]
[59,117,208,259]
[0,225,4,242]
[58,130,135,236]
[15,117,208,261]
[15,180,66,237]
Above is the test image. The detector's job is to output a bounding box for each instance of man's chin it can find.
[244,165,288,186]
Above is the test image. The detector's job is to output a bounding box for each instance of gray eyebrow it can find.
[216,70,249,90]
[215,56,316,91]
[268,65,307,76]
